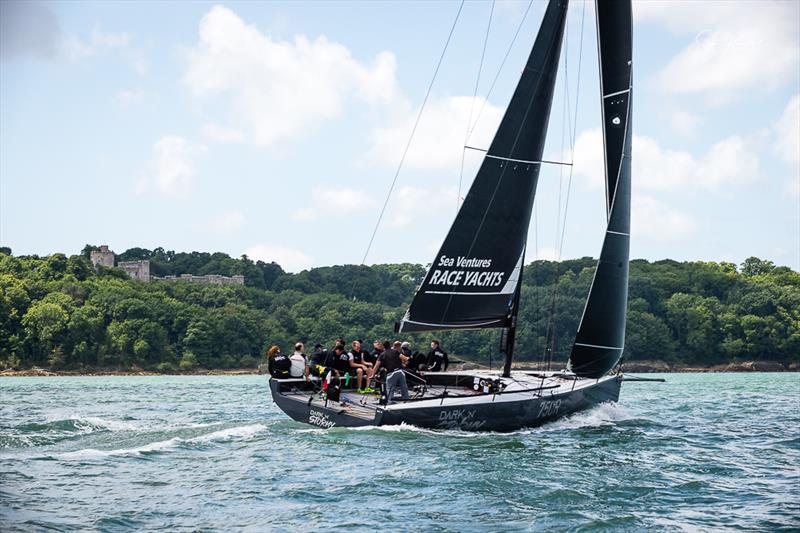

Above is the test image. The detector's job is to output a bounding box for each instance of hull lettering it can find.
[309,409,336,429]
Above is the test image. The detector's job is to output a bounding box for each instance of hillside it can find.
[0,247,797,371]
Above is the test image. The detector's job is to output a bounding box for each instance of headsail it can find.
[397,0,569,333]
[568,0,632,378]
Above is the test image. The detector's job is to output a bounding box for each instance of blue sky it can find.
[1,0,798,272]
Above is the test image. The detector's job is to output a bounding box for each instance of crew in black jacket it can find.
[267,345,291,378]
[426,340,449,372]
[309,343,334,377]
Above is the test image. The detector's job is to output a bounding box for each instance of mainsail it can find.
[397,0,568,333]
[568,0,632,378]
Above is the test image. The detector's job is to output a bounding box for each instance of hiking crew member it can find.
[370,340,384,362]
[426,340,449,372]
[309,343,331,377]
[347,340,374,393]
[400,341,413,360]
[373,341,409,404]
[289,342,309,380]
[267,345,291,378]
[400,341,426,373]
[360,339,377,366]
[332,344,350,376]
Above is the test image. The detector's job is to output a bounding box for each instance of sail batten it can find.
[397,0,569,334]
[568,0,632,378]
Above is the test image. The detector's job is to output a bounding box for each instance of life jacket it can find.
[334,351,351,374]
[361,349,377,364]
[270,352,291,377]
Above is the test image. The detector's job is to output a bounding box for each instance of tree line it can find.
[0,247,797,371]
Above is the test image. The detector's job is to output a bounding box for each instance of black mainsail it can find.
[397,0,568,338]
[568,0,632,378]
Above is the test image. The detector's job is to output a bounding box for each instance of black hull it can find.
[269,374,622,432]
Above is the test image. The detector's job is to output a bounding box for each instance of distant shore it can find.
[1,359,797,377]
[509,360,798,373]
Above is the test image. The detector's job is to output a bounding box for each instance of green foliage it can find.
[0,249,797,370]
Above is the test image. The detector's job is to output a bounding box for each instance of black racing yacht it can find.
[270,0,634,431]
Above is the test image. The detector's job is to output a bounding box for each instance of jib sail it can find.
[568,0,632,378]
[396,0,569,333]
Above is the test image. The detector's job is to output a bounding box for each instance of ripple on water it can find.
[1,373,798,532]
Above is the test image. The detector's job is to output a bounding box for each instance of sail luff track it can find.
[567,0,632,378]
[397,0,569,334]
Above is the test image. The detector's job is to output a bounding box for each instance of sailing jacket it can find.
[268,352,292,378]
[426,348,449,372]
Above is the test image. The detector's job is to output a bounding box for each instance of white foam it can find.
[187,424,266,443]
[57,437,181,459]
[75,416,141,432]
[536,401,632,432]
[40,413,142,433]
[55,424,267,460]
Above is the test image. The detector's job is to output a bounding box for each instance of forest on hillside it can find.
[0,246,797,371]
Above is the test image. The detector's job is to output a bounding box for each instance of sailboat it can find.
[270,0,633,431]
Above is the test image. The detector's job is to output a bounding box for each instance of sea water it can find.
[1,373,798,532]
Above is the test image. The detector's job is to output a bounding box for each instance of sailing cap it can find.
[401,341,410,348]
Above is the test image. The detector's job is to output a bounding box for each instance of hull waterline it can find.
[269,372,622,432]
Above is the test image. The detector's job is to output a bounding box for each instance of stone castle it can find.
[89,245,244,285]
[89,245,115,267]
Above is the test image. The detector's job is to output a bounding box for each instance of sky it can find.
[1,0,798,272]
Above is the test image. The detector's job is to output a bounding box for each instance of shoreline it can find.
[1,359,796,377]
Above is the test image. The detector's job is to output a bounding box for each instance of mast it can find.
[397,0,568,345]
[567,0,632,378]
[501,249,525,377]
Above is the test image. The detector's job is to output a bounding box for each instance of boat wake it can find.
[20,415,141,434]
[53,423,267,460]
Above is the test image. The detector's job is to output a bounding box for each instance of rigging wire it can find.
[358,1,465,269]
[543,0,587,369]
[541,32,570,371]
[458,0,495,213]
[467,0,536,142]
[436,2,561,329]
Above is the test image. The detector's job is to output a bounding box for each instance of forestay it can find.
[397,0,569,333]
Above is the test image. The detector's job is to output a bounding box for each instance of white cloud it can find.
[113,89,143,105]
[291,186,373,221]
[775,94,800,164]
[1,4,145,72]
[138,136,206,196]
[571,128,605,190]
[60,25,147,74]
[637,1,799,102]
[183,5,399,146]
[244,244,312,272]
[385,185,457,228]
[632,195,696,242]
[367,96,503,171]
[571,128,760,192]
[669,110,704,138]
[201,123,245,144]
[208,211,245,234]
[63,27,130,61]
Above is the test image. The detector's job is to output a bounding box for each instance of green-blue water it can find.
[1,373,798,532]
